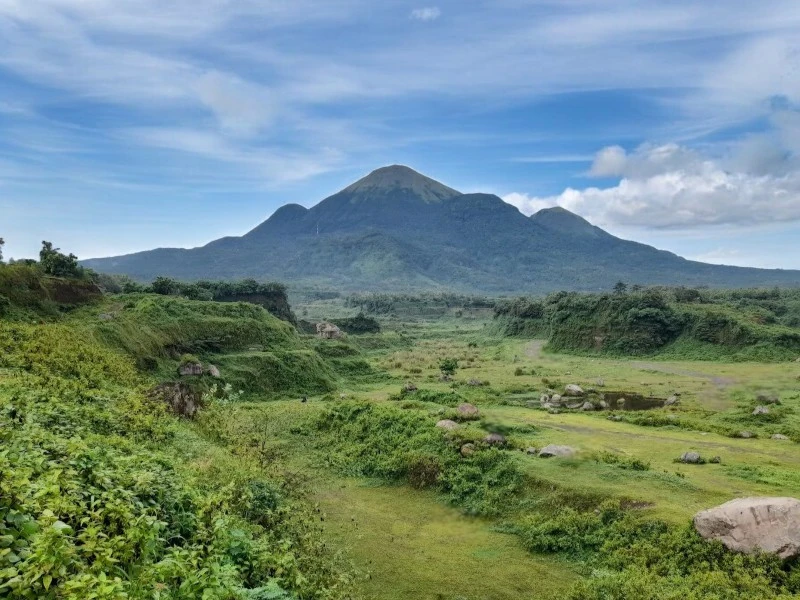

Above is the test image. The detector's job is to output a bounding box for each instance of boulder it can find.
[206,364,221,378]
[753,405,770,416]
[665,395,680,406]
[757,392,781,405]
[467,379,484,387]
[616,397,626,407]
[598,400,608,409]
[148,382,203,419]
[694,497,800,560]
[580,402,595,411]
[550,394,563,404]
[564,384,585,397]
[680,451,703,464]
[457,403,480,418]
[738,431,755,439]
[178,362,204,377]
[540,394,550,404]
[403,382,418,393]
[772,434,790,441]
[525,447,538,455]
[484,433,506,446]
[539,444,576,458]
[460,443,476,457]
[435,419,459,431]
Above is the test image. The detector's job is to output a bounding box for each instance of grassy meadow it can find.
[3,264,800,599]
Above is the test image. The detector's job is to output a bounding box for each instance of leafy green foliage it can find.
[309,402,522,516]
[0,317,351,599]
[330,313,380,334]
[438,357,458,376]
[39,242,87,280]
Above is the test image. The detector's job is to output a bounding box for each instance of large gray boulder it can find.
[538,444,576,458]
[680,451,702,464]
[457,403,480,418]
[484,433,507,446]
[435,419,459,431]
[564,384,585,397]
[694,497,800,559]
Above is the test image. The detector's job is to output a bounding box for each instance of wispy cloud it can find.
[410,7,441,22]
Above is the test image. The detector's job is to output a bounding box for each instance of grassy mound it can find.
[0,320,351,599]
[0,264,101,318]
[494,289,800,360]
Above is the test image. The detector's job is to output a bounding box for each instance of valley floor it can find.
[229,311,800,598]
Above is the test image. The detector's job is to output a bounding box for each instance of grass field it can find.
[220,306,800,599]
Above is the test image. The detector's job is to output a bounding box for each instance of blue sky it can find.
[1,0,799,268]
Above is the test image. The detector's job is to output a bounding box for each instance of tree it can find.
[39,241,82,278]
[150,276,179,296]
[0,237,4,264]
[439,357,458,377]
[613,281,628,294]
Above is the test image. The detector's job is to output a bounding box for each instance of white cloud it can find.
[505,116,800,229]
[410,7,441,22]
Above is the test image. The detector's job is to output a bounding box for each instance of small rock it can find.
[566,402,583,409]
[484,433,507,446]
[457,403,480,418]
[403,382,418,393]
[665,395,680,406]
[539,444,576,458]
[772,434,790,441]
[460,443,476,457]
[608,415,622,422]
[598,400,608,409]
[98,313,114,321]
[436,419,459,431]
[738,431,755,439]
[596,378,605,387]
[540,394,551,404]
[467,378,484,387]
[753,405,770,416]
[565,384,585,397]
[542,402,555,409]
[757,393,781,405]
[680,451,703,464]
[709,456,722,464]
[581,402,595,411]
[525,447,538,455]
[206,364,221,378]
[616,397,626,407]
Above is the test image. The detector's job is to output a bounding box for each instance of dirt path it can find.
[630,361,736,389]
[524,340,546,360]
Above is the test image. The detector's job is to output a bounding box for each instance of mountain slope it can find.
[83,166,800,293]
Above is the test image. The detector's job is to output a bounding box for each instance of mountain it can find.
[83,165,800,293]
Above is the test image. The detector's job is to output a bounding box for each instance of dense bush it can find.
[493,287,800,360]
[309,402,522,516]
[331,313,381,334]
[0,319,351,599]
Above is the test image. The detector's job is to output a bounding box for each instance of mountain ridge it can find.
[83,165,800,293]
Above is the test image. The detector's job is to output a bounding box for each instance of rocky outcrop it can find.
[178,362,204,377]
[148,382,203,419]
[694,497,800,559]
[538,444,576,458]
